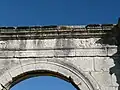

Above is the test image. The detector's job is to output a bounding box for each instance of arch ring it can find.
[0,59,100,90]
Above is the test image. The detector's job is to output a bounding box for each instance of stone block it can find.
[35,58,48,62]
[42,39,56,48]
[66,57,94,71]
[0,51,15,57]
[9,67,23,78]
[91,72,112,87]
[35,63,59,72]
[57,65,72,78]
[100,86,116,90]
[5,39,56,49]
[7,40,26,49]
[94,57,114,71]
[54,49,75,57]
[0,60,21,75]
[22,64,35,73]
[3,72,12,83]
[112,74,119,87]
[108,47,117,56]
[75,48,107,56]
[0,75,7,86]
[73,38,103,48]
[20,59,35,65]
[15,50,54,57]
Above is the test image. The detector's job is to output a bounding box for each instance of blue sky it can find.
[11,76,76,90]
[1,0,120,90]
[0,0,120,26]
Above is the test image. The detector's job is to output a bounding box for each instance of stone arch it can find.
[0,59,100,90]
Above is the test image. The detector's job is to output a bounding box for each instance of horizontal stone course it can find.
[0,48,111,58]
[0,38,117,49]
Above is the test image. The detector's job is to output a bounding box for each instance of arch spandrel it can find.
[0,59,100,90]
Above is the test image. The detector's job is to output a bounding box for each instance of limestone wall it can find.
[0,25,119,90]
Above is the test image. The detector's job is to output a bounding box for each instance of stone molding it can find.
[0,24,116,40]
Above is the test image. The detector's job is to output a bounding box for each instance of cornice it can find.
[0,24,117,40]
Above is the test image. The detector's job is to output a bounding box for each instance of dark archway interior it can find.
[8,70,80,90]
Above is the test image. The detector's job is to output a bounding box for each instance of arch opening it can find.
[9,70,79,90]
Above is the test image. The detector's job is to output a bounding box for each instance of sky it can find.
[0,0,120,26]
[10,76,76,90]
[1,0,120,90]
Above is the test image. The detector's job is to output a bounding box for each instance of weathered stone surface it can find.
[0,75,8,86]
[112,74,119,86]
[0,60,20,75]
[91,72,112,86]
[0,38,113,50]
[73,38,103,48]
[66,57,94,71]
[108,47,118,56]
[94,57,114,71]
[100,86,116,90]
[9,66,23,78]
[0,24,119,90]
[75,48,107,56]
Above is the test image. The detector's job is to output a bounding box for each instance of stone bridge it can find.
[0,21,120,90]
